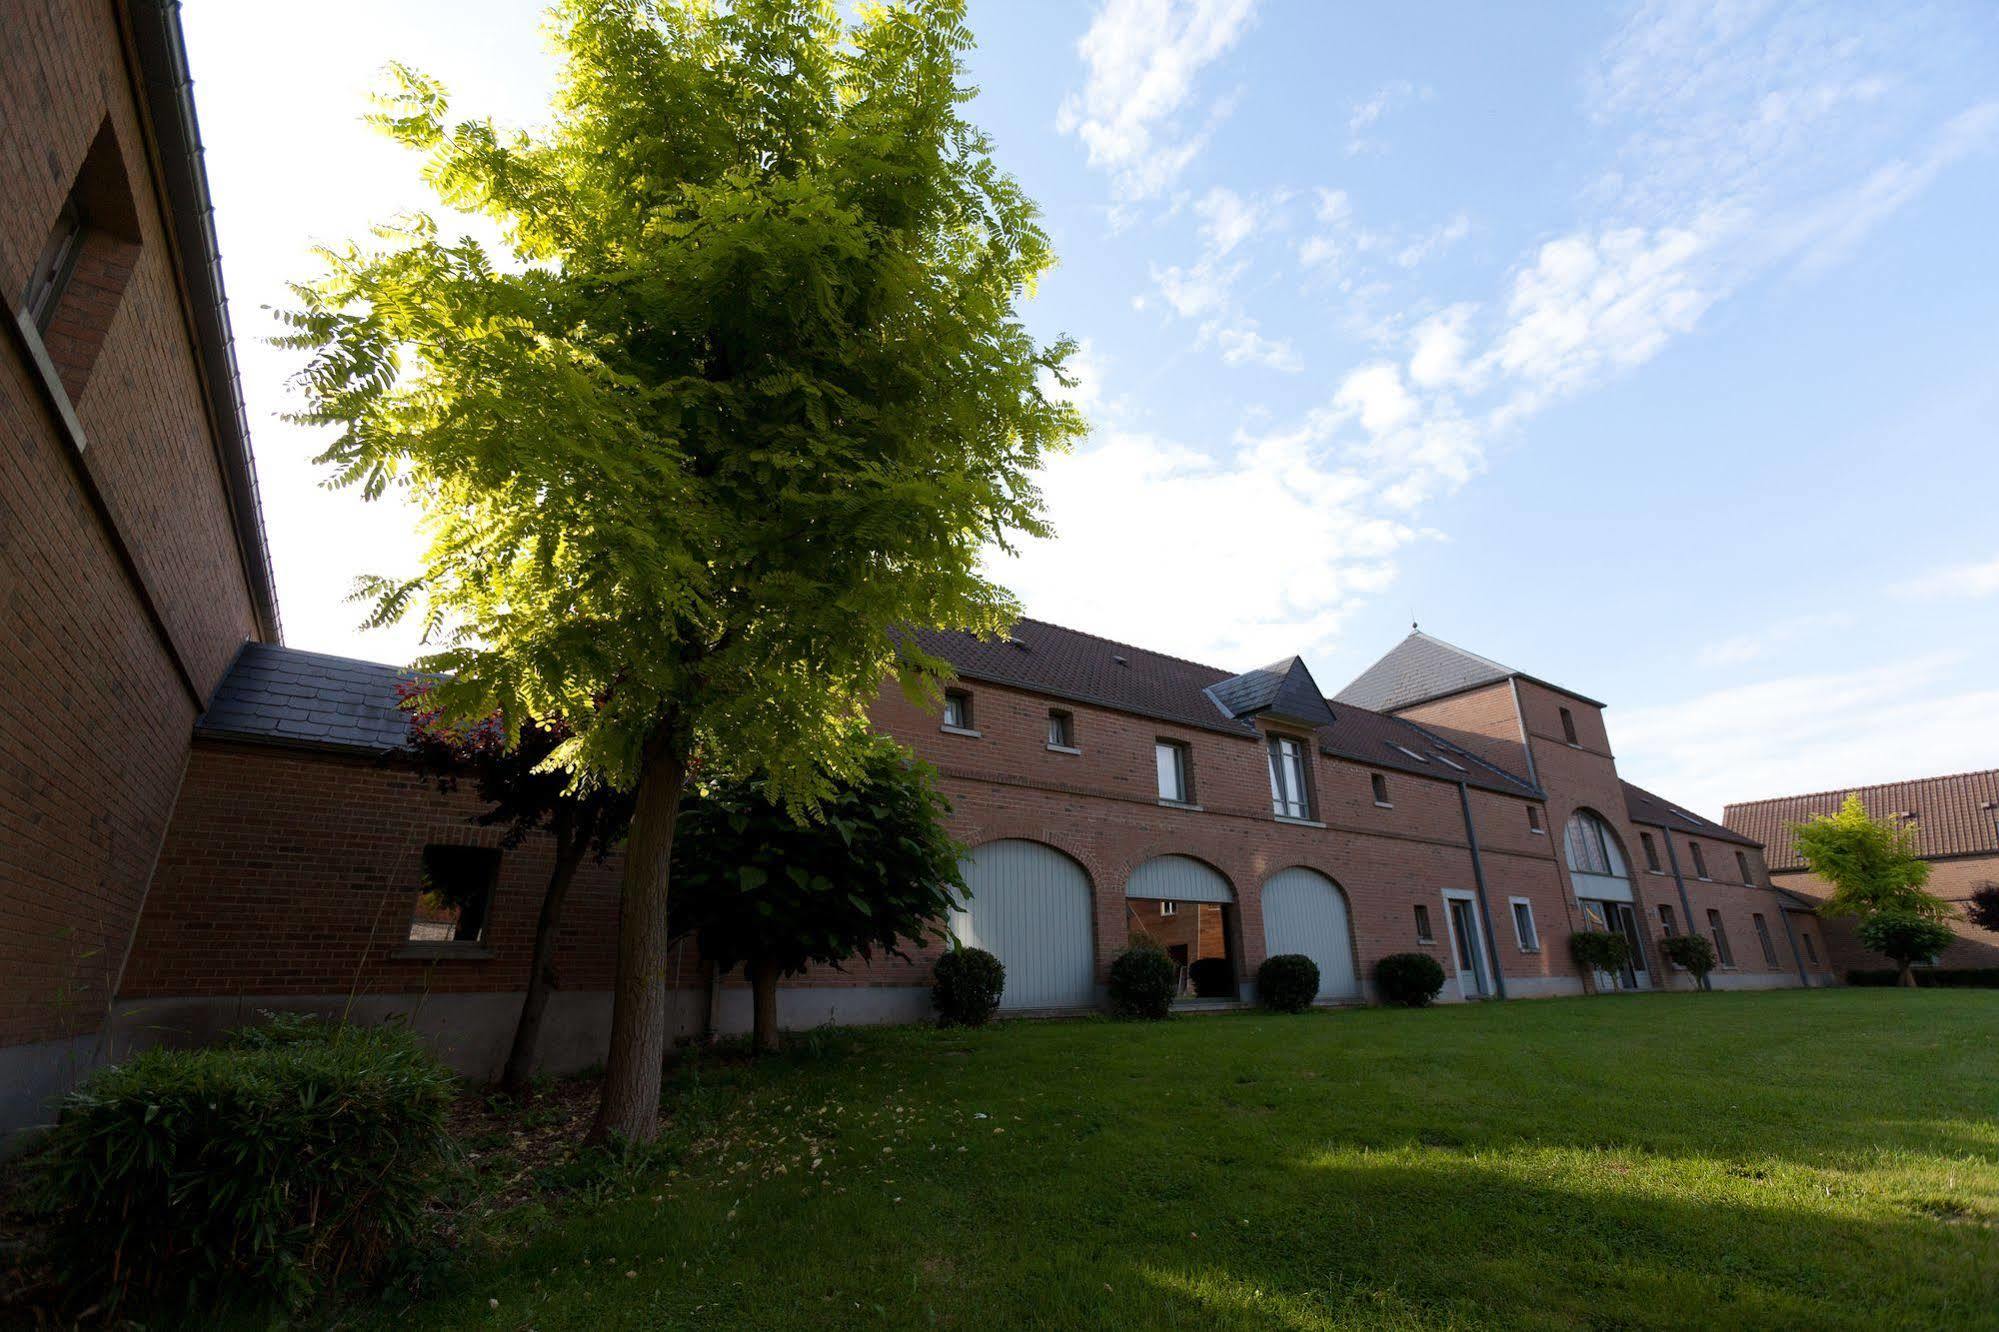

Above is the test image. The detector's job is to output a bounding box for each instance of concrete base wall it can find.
[1503,975,1589,1000]
[1706,970,1807,992]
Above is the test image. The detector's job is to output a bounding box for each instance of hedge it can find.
[1847,968,1999,988]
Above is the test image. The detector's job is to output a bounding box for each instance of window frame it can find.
[23,200,84,334]
[1509,897,1540,953]
[1413,902,1435,944]
[1371,772,1392,807]
[1559,706,1579,745]
[1640,831,1662,873]
[1689,841,1710,880]
[940,688,977,734]
[1527,804,1545,835]
[1267,733,1314,820]
[1046,708,1078,752]
[1735,849,1753,884]
[402,843,502,956]
[1159,901,1177,917]
[1802,931,1819,965]
[1155,738,1195,805]
[1752,912,1779,966]
[1706,908,1735,968]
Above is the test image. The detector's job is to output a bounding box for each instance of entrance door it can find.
[1446,896,1492,999]
[1607,902,1648,989]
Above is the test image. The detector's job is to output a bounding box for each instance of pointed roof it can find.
[1206,656,1337,729]
[1334,629,1604,712]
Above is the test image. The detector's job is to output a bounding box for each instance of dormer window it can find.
[1559,707,1579,745]
[941,689,975,733]
[1268,735,1313,819]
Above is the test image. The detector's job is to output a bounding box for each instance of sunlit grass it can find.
[379,990,1999,1329]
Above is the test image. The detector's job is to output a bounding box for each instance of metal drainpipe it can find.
[1659,832,1703,990]
[1457,781,1508,1000]
[1774,901,1811,987]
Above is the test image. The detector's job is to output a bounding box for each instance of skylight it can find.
[1388,743,1429,763]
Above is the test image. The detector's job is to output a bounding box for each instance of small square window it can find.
[942,689,973,731]
[1527,805,1544,834]
[1414,903,1434,943]
[1511,899,1540,952]
[1559,706,1579,745]
[1371,773,1391,806]
[409,845,499,944]
[1690,842,1710,880]
[1159,901,1177,917]
[1156,739,1193,803]
[1640,832,1662,872]
[1047,709,1075,748]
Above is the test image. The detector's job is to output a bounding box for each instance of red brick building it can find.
[1726,771,1999,974]
[1,1,280,1142]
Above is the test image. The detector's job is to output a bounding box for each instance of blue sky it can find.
[184,0,1999,817]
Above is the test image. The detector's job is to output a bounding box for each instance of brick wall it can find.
[2,1,260,1053]
[1773,854,1999,972]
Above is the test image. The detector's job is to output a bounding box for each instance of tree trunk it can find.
[589,727,688,1145]
[499,821,586,1098]
[748,958,781,1054]
[1899,961,1918,988]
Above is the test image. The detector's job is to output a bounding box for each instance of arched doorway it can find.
[1259,867,1361,1002]
[1126,855,1237,999]
[1563,810,1648,989]
[952,839,1096,1010]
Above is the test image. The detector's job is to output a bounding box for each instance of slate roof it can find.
[1334,629,1605,712]
[1206,656,1337,729]
[197,642,420,753]
[1725,769,1999,871]
[1622,780,1760,848]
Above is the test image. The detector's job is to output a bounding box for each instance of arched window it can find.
[1563,811,1628,880]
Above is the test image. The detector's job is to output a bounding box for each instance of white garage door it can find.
[1260,868,1361,1001]
[952,840,1096,1011]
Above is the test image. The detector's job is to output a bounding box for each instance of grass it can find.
[382,990,1999,1330]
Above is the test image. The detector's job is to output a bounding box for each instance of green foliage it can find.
[932,944,1006,1026]
[1966,884,1999,933]
[669,734,964,978]
[1256,954,1321,1012]
[1660,933,1719,985]
[1188,956,1236,999]
[1107,945,1177,1019]
[32,1017,454,1317]
[1373,952,1447,1007]
[1569,930,1632,979]
[1856,912,1956,975]
[1792,796,1949,921]
[1848,967,1999,988]
[277,0,1085,808]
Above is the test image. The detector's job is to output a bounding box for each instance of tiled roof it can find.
[197,642,420,753]
[1724,770,1999,871]
[1334,628,1606,712]
[1207,657,1337,729]
[1622,780,1760,848]
[916,619,1539,798]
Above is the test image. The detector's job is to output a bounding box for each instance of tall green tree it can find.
[282,0,1083,1141]
[670,734,965,1053]
[1791,795,1950,922]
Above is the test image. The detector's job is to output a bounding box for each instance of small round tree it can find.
[1256,954,1320,1013]
[1373,952,1446,1007]
[932,945,1005,1027]
[669,736,965,1052]
[1659,933,1718,991]
[1966,883,1999,934]
[1856,912,1956,988]
[1107,944,1177,1019]
[1569,930,1632,991]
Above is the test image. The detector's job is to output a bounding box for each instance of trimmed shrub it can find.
[932,945,1006,1026]
[1188,956,1236,999]
[1374,952,1446,1007]
[1659,933,1718,988]
[1257,954,1321,1012]
[1569,929,1631,979]
[34,1016,455,1317]
[1108,944,1177,1019]
[1857,912,1957,985]
[1848,967,1999,988]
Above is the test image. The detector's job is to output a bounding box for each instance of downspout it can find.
[1659,830,1703,991]
[1457,780,1507,1000]
[1774,903,1811,987]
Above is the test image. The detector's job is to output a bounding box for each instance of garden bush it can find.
[932,945,1006,1025]
[1848,967,1999,988]
[1374,952,1446,1007]
[1188,956,1236,999]
[1659,933,1718,988]
[1569,929,1631,979]
[1256,954,1321,1012]
[1108,944,1177,1018]
[33,1015,455,1317]
[1857,912,1957,986]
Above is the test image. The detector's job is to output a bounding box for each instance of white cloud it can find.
[1394,212,1470,268]
[1195,185,1262,255]
[1694,611,1854,668]
[1150,258,1241,317]
[1407,303,1479,390]
[1058,0,1259,206]
[1896,553,1999,601]
[1619,655,1999,820]
[1211,319,1302,372]
[1333,363,1418,435]
[1346,80,1428,156]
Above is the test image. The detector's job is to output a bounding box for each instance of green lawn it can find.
[393,990,1999,1330]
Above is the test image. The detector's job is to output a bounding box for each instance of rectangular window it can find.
[1559,706,1579,744]
[1414,903,1434,943]
[1736,849,1753,884]
[1268,735,1312,819]
[1658,904,1677,935]
[1047,708,1074,748]
[1159,901,1177,917]
[1802,932,1820,965]
[24,201,84,334]
[1527,804,1544,834]
[1156,740,1192,803]
[1510,899,1540,952]
[1753,913,1778,966]
[941,689,973,731]
[1690,842,1710,879]
[1640,832,1661,872]
[1707,909,1735,967]
[1371,772,1391,806]
[408,845,500,944]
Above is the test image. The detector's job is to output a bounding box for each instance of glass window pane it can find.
[1156,742,1182,801]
